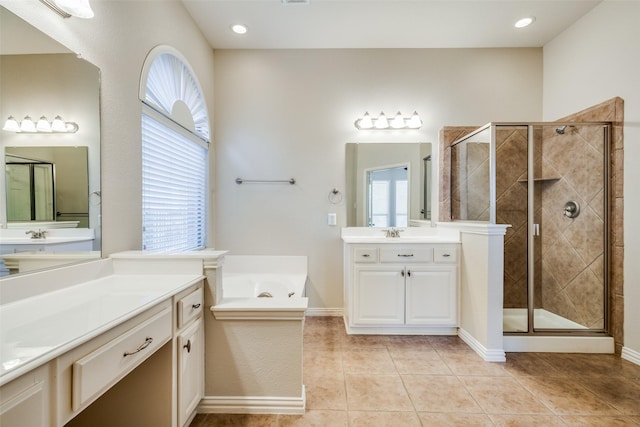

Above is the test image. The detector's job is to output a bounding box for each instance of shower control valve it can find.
[563,201,580,219]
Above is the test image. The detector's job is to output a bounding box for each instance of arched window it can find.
[139,46,210,252]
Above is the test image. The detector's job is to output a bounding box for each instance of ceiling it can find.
[181,0,602,50]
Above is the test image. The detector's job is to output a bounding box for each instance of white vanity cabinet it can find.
[344,243,459,335]
[0,365,50,427]
[175,286,204,427]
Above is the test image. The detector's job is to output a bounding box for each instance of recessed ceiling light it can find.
[231,24,248,35]
[515,17,535,28]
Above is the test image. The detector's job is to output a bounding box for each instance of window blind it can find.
[142,113,207,252]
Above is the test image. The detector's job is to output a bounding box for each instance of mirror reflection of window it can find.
[366,166,408,227]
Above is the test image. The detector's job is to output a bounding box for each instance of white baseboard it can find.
[622,346,640,366]
[458,328,506,362]
[305,308,343,317]
[198,387,305,415]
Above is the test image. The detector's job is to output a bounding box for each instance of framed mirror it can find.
[0,6,101,275]
[346,142,432,227]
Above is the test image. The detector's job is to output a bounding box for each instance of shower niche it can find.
[449,122,611,335]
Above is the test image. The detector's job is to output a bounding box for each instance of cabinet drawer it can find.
[354,248,378,263]
[379,247,433,263]
[434,247,457,263]
[177,287,203,328]
[72,306,172,411]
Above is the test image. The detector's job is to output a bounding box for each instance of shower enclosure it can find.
[450,123,611,335]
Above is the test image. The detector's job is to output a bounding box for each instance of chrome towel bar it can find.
[235,178,296,185]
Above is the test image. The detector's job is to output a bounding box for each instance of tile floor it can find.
[191,316,640,426]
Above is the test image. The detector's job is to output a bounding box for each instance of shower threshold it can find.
[503,309,614,353]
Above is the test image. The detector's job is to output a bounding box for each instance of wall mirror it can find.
[0,6,101,276]
[346,142,432,227]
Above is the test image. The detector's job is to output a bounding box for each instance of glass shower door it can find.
[532,124,609,332]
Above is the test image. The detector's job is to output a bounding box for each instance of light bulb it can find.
[357,112,374,129]
[36,116,52,132]
[374,112,389,129]
[20,116,36,132]
[390,111,405,129]
[54,0,94,19]
[2,116,21,132]
[407,111,422,129]
[51,115,67,132]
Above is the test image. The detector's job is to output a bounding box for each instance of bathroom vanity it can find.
[342,228,461,335]
[0,251,225,427]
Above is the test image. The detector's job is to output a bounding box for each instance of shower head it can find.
[555,125,567,135]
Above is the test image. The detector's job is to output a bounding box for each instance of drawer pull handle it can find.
[192,303,201,309]
[362,254,371,258]
[184,339,192,353]
[123,337,153,357]
[398,254,414,257]
[442,254,451,258]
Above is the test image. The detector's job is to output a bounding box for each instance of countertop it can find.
[0,272,203,386]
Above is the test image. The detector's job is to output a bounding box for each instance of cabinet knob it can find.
[192,303,201,309]
[183,339,191,353]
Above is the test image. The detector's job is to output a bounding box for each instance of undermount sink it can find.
[340,226,460,243]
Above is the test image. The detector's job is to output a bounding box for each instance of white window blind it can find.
[142,113,207,252]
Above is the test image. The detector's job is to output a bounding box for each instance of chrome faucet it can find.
[384,228,401,238]
[25,229,47,239]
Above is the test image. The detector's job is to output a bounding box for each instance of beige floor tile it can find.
[577,376,640,415]
[444,351,509,376]
[190,414,207,427]
[199,413,278,426]
[349,410,422,426]
[504,352,562,377]
[402,374,482,413]
[341,334,389,350]
[418,412,495,426]
[428,336,474,353]
[342,348,397,374]
[560,415,640,426]
[461,376,550,415]
[303,349,343,378]
[517,376,621,415]
[390,348,452,375]
[304,375,348,410]
[489,414,567,426]
[277,410,348,427]
[345,374,414,411]
[385,335,433,351]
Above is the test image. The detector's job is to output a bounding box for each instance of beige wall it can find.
[214,49,543,310]
[543,1,640,358]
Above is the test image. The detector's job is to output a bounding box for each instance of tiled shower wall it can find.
[439,97,624,353]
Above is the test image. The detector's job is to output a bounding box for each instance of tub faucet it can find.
[25,229,47,239]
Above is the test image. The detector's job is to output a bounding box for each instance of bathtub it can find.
[203,255,308,414]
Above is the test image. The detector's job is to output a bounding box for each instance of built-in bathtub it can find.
[201,255,308,414]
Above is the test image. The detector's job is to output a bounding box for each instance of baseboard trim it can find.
[622,346,640,366]
[305,308,343,317]
[503,334,614,354]
[458,328,506,362]
[198,387,305,415]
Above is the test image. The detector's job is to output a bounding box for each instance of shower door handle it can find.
[533,223,540,236]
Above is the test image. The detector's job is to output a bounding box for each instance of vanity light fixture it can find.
[354,111,422,130]
[39,0,94,19]
[2,115,79,133]
[514,17,535,28]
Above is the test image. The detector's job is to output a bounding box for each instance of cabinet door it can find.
[405,266,457,326]
[177,318,204,427]
[353,266,405,325]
